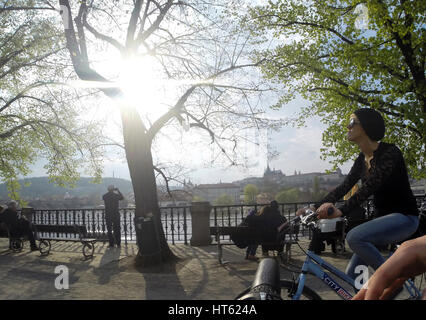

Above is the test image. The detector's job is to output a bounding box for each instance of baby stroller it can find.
[311,217,347,254]
[309,206,367,255]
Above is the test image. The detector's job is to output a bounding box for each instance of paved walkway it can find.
[0,238,420,300]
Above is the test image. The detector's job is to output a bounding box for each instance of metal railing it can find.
[209,196,425,241]
[211,202,311,242]
[31,206,191,245]
[29,196,425,245]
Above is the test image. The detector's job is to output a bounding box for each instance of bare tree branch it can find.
[153,165,173,199]
[82,9,126,54]
[135,0,174,46]
[126,0,144,51]
[59,0,122,99]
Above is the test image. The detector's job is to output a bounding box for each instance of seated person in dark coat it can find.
[244,209,259,260]
[233,203,290,260]
[0,201,38,251]
[260,201,288,256]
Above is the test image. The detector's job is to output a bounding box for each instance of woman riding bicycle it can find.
[298,108,419,284]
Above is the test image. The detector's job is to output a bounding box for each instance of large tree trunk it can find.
[120,106,177,266]
[58,0,176,266]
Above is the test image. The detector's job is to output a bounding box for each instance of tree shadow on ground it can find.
[92,247,123,285]
[113,245,214,300]
[126,254,191,300]
[172,247,210,299]
[0,250,90,299]
[173,245,257,299]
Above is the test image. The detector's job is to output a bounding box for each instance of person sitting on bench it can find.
[260,202,288,257]
[0,201,38,251]
[244,209,259,261]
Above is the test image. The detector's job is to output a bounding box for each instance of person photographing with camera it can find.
[103,185,124,248]
[297,108,419,296]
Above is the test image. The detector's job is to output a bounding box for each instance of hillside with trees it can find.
[0,177,133,202]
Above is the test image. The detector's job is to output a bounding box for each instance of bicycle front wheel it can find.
[235,280,322,300]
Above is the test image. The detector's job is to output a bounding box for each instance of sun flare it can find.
[116,55,167,116]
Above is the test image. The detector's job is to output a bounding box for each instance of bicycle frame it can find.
[293,250,355,300]
[283,209,424,300]
[292,249,423,300]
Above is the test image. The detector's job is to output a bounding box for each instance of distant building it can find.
[318,168,343,182]
[231,167,346,192]
[192,183,241,204]
[157,189,193,207]
[281,172,322,186]
[167,167,350,206]
[256,166,345,191]
[232,176,263,188]
[263,165,285,184]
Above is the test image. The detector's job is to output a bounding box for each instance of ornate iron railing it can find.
[209,196,426,241]
[31,206,191,245]
[211,202,310,241]
[29,196,425,245]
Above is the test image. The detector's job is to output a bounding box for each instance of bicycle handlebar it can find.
[293,209,317,226]
[290,207,347,229]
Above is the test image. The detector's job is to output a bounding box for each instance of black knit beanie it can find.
[354,108,385,141]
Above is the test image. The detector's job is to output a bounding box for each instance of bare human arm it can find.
[352,235,426,300]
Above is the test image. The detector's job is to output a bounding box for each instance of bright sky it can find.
[25,51,356,186]
[28,93,353,185]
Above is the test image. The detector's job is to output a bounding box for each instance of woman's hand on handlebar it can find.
[316,203,343,219]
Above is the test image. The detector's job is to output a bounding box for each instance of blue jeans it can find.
[246,245,257,257]
[345,213,419,280]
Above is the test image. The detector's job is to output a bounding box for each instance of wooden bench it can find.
[0,223,97,258]
[209,226,298,265]
[35,224,97,258]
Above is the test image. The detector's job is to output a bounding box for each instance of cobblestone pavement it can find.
[0,238,422,300]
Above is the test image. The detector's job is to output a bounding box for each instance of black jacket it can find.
[102,191,124,217]
[246,209,286,243]
[0,209,22,228]
[315,142,419,218]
